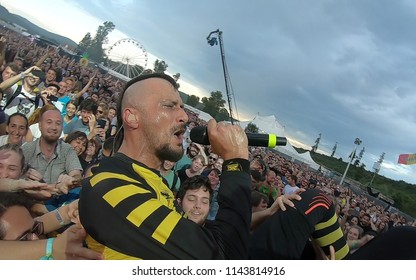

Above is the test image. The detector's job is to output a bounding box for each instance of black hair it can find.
[176,175,213,202]
[114,73,178,153]
[79,98,98,115]
[0,192,36,240]
[251,190,269,207]
[64,131,88,148]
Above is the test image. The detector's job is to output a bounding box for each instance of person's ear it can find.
[124,109,139,128]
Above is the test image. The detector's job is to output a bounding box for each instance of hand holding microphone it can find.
[190,125,287,148]
[201,120,249,160]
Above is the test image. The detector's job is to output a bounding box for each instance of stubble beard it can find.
[156,143,183,162]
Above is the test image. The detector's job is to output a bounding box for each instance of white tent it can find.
[240,114,321,169]
[240,114,285,137]
[184,104,214,122]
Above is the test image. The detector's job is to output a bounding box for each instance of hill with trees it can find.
[294,146,416,217]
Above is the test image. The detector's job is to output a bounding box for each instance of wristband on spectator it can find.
[20,72,26,80]
[40,238,55,260]
[53,208,67,226]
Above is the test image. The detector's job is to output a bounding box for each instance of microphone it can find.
[190,126,287,148]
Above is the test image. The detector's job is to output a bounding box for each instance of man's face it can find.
[6,115,28,145]
[0,150,23,179]
[1,206,40,241]
[2,66,17,81]
[46,69,57,82]
[46,86,58,96]
[65,79,74,91]
[80,109,93,123]
[131,78,188,162]
[252,198,268,213]
[178,187,210,225]
[39,110,63,143]
[266,171,276,185]
[108,108,116,120]
[58,81,68,95]
[25,76,40,87]
[208,153,218,165]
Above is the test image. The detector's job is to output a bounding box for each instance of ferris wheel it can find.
[106,38,148,79]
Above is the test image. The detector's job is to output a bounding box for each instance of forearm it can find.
[214,158,252,259]
[0,72,21,91]
[0,240,48,260]
[251,208,272,231]
[38,205,71,234]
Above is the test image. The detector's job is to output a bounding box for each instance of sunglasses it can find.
[209,156,218,160]
[17,220,44,241]
[97,110,103,114]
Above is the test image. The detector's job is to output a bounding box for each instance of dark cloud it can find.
[64,0,416,183]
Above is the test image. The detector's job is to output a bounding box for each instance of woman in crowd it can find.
[63,100,78,127]
[0,112,28,147]
[0,143,48,195]
[79,138,100,174]
[177,154,205,183]
[64,131,88,157]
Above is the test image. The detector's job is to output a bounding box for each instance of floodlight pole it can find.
[340,138,362,186]
[207,29,234,124]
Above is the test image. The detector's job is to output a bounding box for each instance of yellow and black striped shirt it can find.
[79,153,252,259]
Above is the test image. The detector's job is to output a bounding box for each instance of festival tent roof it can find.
[240,114,321,169]
[184,104,214,122]
[239,114,285,137]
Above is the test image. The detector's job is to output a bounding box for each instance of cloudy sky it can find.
[3,0,416,184]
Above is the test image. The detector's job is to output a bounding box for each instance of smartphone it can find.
[30,69,46,79]
[48,95,58,102]
[97,119,107,129]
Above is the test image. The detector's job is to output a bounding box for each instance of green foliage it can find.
[310,151,416,217]
[153,59,168,73]
[186,95,200,107]
[78,21,115,63]
[201,91,228,121]
[245,122,260,133]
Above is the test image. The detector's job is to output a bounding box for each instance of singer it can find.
[80,73,252,259]
[190,126,287,148]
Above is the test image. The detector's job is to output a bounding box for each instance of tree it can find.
[245,122,259,133]
[78,33,92,54]
[154,59,168,73]
[201,91,227,121]
[186,95,200,107]
[78,21,115,63]
[173,73,180,81]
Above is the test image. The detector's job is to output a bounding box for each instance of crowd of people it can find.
[1,26,416,260]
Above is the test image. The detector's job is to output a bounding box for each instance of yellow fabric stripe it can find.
[90,171,140,187]
[314,227,344,246]
[315,213,338,230]
[335,243,350,260]
[152,211,181,244]
[103,184,151,207]
[104,246,141,260]
[126,199,162,228]
[268,134,277,148]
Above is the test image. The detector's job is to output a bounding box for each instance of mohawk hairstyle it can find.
[114,73,179,152]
